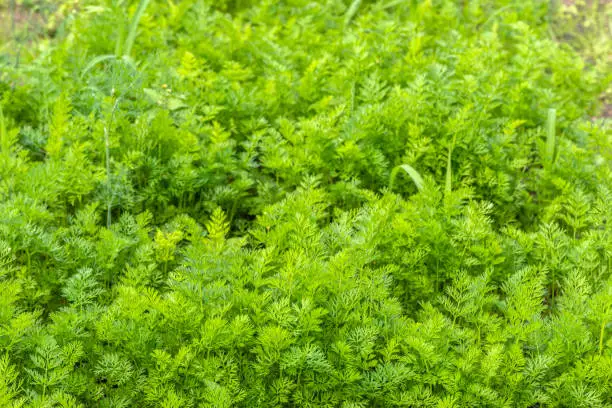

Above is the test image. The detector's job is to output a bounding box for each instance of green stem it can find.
[42,364,48,400]
[551,268,555,308]
[229,195,239,225]
[446,134,456,197]
[599,320,607,355]
[124,0,152,57]
[105,96,121,228]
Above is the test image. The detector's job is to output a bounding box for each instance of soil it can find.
[0,5,47,41]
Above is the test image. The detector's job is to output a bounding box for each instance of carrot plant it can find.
[0,0,610,407]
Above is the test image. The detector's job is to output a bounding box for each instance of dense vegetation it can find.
[1,0,610,407]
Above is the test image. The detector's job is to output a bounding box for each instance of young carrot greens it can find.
[0,0,610,407]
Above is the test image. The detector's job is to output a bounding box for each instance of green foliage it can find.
[0,0,610,406]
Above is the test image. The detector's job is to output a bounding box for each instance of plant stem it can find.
[445,147,453,196]
[104,96,121,228]
[599,320,607,355]
[124,0,152,57]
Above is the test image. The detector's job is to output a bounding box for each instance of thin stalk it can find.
[546,108,557,166]
[101,74,138,228]
[104,95,121,228]
[42,363,48,400]
[228,195,239,225]
[0,105,7,155]
[445,147,453,196]
[350,81,355,114]
[599,320,607,355]
[445,133,456,197]
[115,26,125,57]
[551,269,555,308]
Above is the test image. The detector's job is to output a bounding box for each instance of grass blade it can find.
[546,108,557,165]
[344,0,362,27]
[390,164,424,192]
[445,147,452,196]
[124,0,151,57]
[81,54,116,78]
